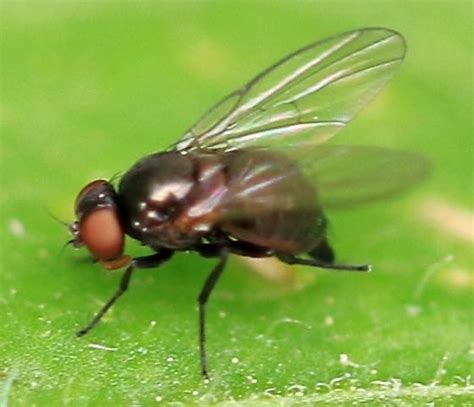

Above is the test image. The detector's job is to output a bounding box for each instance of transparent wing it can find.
[297,145,431,209]
[170,27,406,152]
[220,145,431,213]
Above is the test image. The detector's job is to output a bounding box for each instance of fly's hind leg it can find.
[277,245,370,272]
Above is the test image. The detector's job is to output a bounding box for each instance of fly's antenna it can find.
[42,206,75,259]
[43,206,69,228]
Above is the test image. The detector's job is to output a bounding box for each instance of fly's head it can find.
[71,179,131,270]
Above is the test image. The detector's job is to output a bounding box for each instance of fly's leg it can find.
[76,264,134,337]
[277,252,370,272]
[196,247,228,379]
[76,249,174,337]
[194,238,269,378]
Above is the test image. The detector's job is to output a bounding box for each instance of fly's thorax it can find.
[117,152,228,249]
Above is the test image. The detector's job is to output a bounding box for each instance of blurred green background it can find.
[1,1,472,405]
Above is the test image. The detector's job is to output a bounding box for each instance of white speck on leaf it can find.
[218,310,227,318]
[40,330,51,338]
[88,343,117,352]
[406,304,422,317]
[339,353,359,368]
[246,375,257,384]
[145,320,157,334]
[8,218,25,237]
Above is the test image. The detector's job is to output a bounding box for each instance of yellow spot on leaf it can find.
[438,268,473,290]
[239,257,297,285]
[418,199,474,245]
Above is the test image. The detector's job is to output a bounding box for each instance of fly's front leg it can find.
[76,249,174,337]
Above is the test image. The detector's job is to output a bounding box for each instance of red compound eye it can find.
[80,208,124,261]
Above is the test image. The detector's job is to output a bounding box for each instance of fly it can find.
[68,27,430,378]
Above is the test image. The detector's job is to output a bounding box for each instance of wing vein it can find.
[170,28,406,153]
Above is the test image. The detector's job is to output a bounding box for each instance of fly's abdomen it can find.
[219,150,326,254]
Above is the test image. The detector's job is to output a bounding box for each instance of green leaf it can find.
[1,1,472,405]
